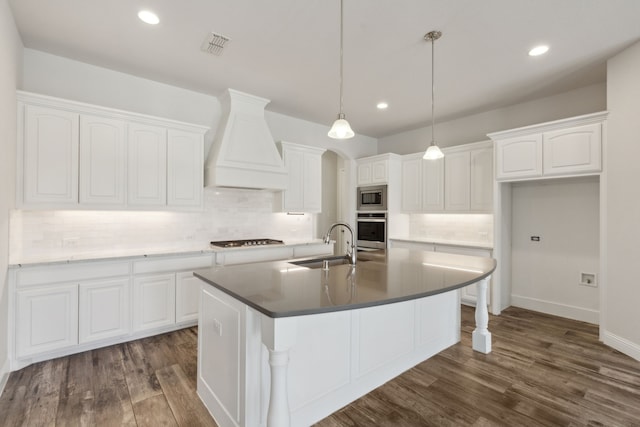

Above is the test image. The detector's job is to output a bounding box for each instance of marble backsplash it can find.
[408,213,493,245]
[9,187,315,264]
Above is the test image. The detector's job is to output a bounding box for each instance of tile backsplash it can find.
[9,188,315,264]
[408,214,493,245]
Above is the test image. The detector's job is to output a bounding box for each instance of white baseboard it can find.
[602,330,640,362]
[0,358,9,398]
[511,294,599,325]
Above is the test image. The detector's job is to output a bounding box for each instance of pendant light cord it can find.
[431,34,435,145]
[339,0,345,116]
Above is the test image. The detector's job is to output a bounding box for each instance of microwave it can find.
[357,185,387,211]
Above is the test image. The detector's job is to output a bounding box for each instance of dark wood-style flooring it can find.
[1,306,639,426]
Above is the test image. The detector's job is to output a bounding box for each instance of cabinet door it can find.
[176,271,201,323]
[423,157,444,211]
[371,160,388,184]
[543,123,601,176]
[79,278,130,343]
[79,115,126,205]
[445,151,471,211]
[167,129,204,207]
[401,157,422,212]
[282,148,305,211]
[357,162,372,186]
[128,123,167,206]
[495,134,543,181]
[302,151,322,212]
[23,105,79,205]
[16,284,78,358]
[132,274,176,332]
[470,147,493,212]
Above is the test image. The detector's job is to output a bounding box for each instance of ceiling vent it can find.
[201,32,230,55]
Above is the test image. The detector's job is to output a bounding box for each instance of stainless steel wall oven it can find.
[356,212,387,249]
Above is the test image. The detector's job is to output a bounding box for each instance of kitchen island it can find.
[194,248,496,427]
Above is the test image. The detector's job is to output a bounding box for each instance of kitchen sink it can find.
[289,255,366,269]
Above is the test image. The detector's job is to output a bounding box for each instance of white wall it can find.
[378,83,606,154]
[510,177,600,324]
[0,0,22,390]
[604,40,640,360]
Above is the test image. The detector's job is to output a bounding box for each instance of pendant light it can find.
[423,30,444,160]
[328,0,355,139]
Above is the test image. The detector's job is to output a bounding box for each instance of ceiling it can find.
[8,0,640,138]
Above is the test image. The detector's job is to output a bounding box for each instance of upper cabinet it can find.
[490,112,607,182]
[275,141,326,213]
[22,105,79,205]
[401,141,492,214]
[128,123,168,206]
[79,115,126,206]
[17,92,208,210]
[357,155,393,186]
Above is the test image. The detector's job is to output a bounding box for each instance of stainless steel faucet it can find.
[323,222,357,265]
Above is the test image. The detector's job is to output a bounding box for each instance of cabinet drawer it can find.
[217,247,293,266]
[292,244,333,258]
[16,261,131,287]
[133,254,213,274]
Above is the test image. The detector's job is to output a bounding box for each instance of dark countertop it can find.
[194,247,497,318]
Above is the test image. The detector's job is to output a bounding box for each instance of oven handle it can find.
[356,218,387,223]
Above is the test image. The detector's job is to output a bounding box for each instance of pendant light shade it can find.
[328,113,355,139]
[423,30,444,160]
[328,0,354,139]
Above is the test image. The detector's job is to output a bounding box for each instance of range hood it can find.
[205,89,287,190]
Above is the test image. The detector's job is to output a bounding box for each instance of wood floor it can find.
[2,306,640,426]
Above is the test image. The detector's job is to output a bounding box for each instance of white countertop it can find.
[9,239,327,268]
[389,236,493,250]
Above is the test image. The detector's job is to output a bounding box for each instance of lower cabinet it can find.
[133,273,176,332]
[11,253,214,370]
[389,239,492,306]
[79,278,130,344]
[16,284,78,358]
[176,271,202,323]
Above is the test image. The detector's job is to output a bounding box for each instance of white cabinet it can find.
[494,134,543,180]
[17,91,208,210]
[16,284,78,358]
[128,123,167,207]
[176,271,201,323]
[133,273,176,332]
[444,151,471,211]
[22,104,79,205]
[357,157,390,186]
[434,244,492,307]
[470,146,494,211]
[168,129,204,208]
[79,278,130,344]
[276,142,326,213]
[79,115,126,206]
[401,141,491,213]
[543,123,601,177]
[401,156,422,212]
[423,157,445,212]
[400,154,444,212]
[389,239,492,306]
[490,111,607,182]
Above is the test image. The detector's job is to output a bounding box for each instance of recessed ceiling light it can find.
[138,10,159,25]
[376,102,388,110]
[529,45,549,56]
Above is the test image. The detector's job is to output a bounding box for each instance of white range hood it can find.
[205,89,288,190]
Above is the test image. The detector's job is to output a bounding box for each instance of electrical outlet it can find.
[579,272,597,287]
[213,319,223,336]
[62,237,79,248]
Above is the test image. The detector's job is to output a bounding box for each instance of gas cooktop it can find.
[210,239,285,248]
